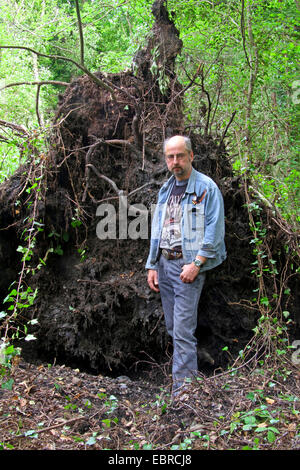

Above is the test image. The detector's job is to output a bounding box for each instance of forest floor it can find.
[0,356,299,452]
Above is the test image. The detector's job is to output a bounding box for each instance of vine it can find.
[0,141,47,389]
[230,175,300,374]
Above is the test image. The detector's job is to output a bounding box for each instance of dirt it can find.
[0,358,299,451]
[0,0,299,395]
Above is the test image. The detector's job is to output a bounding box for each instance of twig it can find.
[23,415,87,436]
[75,0,85,66]
[103,139,142,157]
[219,111,237,147]
[86,164,122,195]
[199,68,212,137]
[0,80,69,91]
[82,140,104,202]
[0,119,29,136]
[0,221,19,231]
[36,84,43,127]
[240,0,252,69]
[0,45,115,97]
[150,312,164,335]
[5,410,103,442]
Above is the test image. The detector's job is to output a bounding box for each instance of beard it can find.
[171,166,185,178]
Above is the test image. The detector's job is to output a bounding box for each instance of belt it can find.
[161,249,183,260]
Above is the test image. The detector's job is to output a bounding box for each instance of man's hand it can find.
[180,256,207,283]
[180,263,200,283]
[147,269,160,292]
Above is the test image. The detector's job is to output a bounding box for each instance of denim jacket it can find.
[145,167,226,272]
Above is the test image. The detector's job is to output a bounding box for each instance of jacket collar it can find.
[185,167,197,194]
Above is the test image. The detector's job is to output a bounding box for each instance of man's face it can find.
[165,136,194,181]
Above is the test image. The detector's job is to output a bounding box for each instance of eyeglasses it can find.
[165,153,187,161]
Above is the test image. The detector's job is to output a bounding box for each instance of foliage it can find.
[0,0,153,180]
[0,0,298,226]
[0,138,47,386]
[169,0,299,226]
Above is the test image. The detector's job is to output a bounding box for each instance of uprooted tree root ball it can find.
[0,0,299,381]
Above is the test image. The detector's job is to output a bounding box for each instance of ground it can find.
[1,356,299,451]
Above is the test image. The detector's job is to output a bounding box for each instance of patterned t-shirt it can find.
[160,179,188,251]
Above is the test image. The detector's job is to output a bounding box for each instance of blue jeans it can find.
[158,255,206,391]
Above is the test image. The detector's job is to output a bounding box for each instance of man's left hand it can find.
[180,263,201,283]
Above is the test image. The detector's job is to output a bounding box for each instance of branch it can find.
[82,140,104,202]
[0,80,69,91]
[200,69,212,138]
[36,84,43,127]
[0,134,10,144]
[0,45,115,97]
[0,119,29,136]
[75,0,85,66]
[244,2,259,144]
[86,163,159,216]
[219,111,237,147]
[168,63,204,111]
[104,139,143,157]
[240,0,252,69]
[87,164,122,195]
[0,79,69,127]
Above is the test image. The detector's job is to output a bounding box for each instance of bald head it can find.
[163,135,192,154]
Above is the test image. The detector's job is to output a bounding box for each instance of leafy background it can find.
[0,0,299,226]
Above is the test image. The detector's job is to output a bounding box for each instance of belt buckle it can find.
[162,249,182,260]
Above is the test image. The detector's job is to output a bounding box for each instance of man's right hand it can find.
[147,269,160,292]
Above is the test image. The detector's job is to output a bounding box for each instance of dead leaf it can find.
[257,422,267,428]
[265,397,275,405]
[19,398,27,407]
[287,423,296,432]
[190,423,205,433]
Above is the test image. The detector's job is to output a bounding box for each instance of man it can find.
[146,135,226,395]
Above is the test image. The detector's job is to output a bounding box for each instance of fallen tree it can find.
[0,1,299,378]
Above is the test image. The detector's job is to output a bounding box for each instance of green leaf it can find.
[267,430,276,443]
[86,436,97,446]
[1,378,14,390]
[24,430,38,439]
[143,443,153,450]
[243,415,257,425]
[25,334,36,342]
